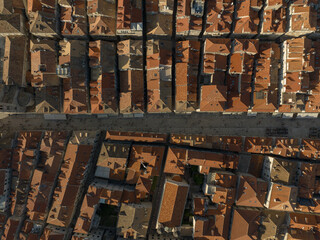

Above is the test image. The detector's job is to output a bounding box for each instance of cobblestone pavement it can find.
[0,113,317,138]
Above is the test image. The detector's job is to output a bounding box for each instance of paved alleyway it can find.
[0,113,316,138]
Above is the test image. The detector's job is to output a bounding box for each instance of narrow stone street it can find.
[0,113,315,138]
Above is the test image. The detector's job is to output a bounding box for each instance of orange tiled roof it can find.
[230,209,261,240]
[117,0,142,30]
[289,212,318,231]
[194,206,232,239]
[170,134,212,148]
[280,38,314,113]
[227,80,250,111]
[219,136,243,152]
[19,220,41,240]
[96,142,129,181]
[47,143,92,227]
[262,2,287,34]
[106,131,167,143]
[252,42,280,112]
[266,183,298,211]
[16,131,42,149]
[30,48,58,87]
[89,40,117,114]
[234,0,260,34]
[127,145,164,182]
[157,177,189,228]
[210,186,236,205]
[119,70,144,114]
[290,4,317,32]
[12,149,35,181]
[74,185,101,234]
[60,6,72,21]
[146,39,173,112]
[40,226,66,240]
[188,150,239,172]
[2,218,19,240]
[88,16,116,36]
[26,132,67,221]
[193,196,207,216]
[210,172,238,188]
[300,139,320,159]
[175,40,200,112]
[200,85,227,112]
[273,138,300,158]
[205,38,231,55]
[206,0,234,34]
[164,147,187,175]
[244,137,273,153]
[121,188,136,204]
[64,88,88,113]
[236,175,268,208]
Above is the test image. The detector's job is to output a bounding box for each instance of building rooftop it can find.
[164,147,187,175]
[95,142,130,181]
[230,208,261,240]
[106,131,167,142]
[157,176,189,228]
[244,137,273,154]
[273,138,300,158]
[47,143,92,227]
[260,210,288,240]
[126,144,165,183]
[117,202,152,239]
[266,183,298,211]
[236,174,268,208]
[1,218,19,240]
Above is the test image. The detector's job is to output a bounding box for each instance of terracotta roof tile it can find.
[298,163,317,199]
[40,226,68,240]
[117,0,142,34]
[289,212,317,230]
[262,3,287,34]
[117,202,152,239]
[2,36,27,86]
[206,0,234,34]
[175,40,200,112]
[266,183,298,211]
[47,143,92,227]
[95,142,129,181]
[290,5,317,32]
[126,145,164,185]
[230,208,261,240]
[244,137,273,154]
[200,85,227,112]
[234,0,260,34]
[146,40,173,112]
[164,147,187,175]
[273,138,300,158]
[287,228,318,240]
[73,183,120,234]
[2,218,19,240]
[60,6,72,21]
[89,41,117,114]
[119,70,144,114]
[106,131,167,143]
[88,16,116,36]
[157,177,189,228]
[188,150,239,172]
[147,14,173,36]
[236,174,268,208]
[205,38,231,55]
[300,139,320,159]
